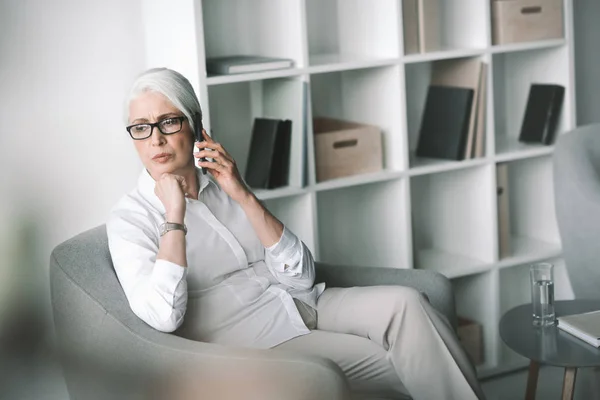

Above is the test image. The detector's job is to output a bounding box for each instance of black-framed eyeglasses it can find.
[126,116,187,140]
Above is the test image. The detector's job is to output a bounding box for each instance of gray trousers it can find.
[276,286,486,400]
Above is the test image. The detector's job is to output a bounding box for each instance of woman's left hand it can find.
[195,130,251,204]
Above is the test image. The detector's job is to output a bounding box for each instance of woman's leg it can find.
[275,329,410,399]
[316,285,486,400]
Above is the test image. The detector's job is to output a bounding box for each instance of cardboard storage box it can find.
[313,117,383,182]
[457,317,484,366]
[492,0,564,45]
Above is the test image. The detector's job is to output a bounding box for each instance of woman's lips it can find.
[152,153,172,163]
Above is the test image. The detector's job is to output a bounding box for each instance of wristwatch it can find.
[159,222,187,237]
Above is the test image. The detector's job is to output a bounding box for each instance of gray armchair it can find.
[50,225,457,400]
[554,124,600,299]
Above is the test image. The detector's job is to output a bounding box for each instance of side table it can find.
[499,300,600,400]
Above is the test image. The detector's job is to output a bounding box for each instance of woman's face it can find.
[128,91,195,179]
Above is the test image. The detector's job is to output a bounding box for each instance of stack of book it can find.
[244,117,292,190]
[558,310,600,347]
[416,58,488,161]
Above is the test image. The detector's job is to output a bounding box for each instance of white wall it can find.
[0,0,146,264]
[574,0,600,125]
[0,0,149,396]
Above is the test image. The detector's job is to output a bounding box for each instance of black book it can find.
[416,85,475,161]
[244,118,292,189]
[518,84,565,145]
[269,120,292,188]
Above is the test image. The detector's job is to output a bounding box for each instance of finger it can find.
[172,175,188,189]
[195,140,224,153]
[198,160,224,173]
[202,129,214,142]
[199,152,233,169]
[195,149,231,161]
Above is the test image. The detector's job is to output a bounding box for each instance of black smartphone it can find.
[194,112,207,175]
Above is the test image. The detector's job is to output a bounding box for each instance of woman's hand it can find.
[155,173,188,223]
[195,130,251,204]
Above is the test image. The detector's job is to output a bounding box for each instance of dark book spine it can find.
[542,87,565,145]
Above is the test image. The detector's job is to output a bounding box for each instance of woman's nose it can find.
[150,127,166,145]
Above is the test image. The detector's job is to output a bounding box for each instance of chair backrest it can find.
[553,124,600,298]
[50,225,159,357]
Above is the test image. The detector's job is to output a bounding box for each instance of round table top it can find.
[500,300,600,367]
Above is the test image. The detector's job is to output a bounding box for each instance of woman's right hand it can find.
[154,173,188,223]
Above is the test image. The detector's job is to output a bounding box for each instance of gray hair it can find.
[125,68,202,133]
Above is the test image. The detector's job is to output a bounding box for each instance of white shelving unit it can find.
[141,0,576,378]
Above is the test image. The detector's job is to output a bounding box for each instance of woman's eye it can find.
[162,118,176,126]
[133,125,148,132]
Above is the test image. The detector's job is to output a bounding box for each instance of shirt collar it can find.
[137,167,213,212]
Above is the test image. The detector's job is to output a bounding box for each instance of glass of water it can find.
[530,262,556,327]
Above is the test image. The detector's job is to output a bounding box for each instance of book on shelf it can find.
[558,310,600,347]
[206,55,294,75]
[416,58,488,161]
[416,85,475,160]
[496,163,511,259]
[518,84,565,145]
[402,0,441,54]
[302,81,309,187]
[244,118,292,190]
[472,63,488,158]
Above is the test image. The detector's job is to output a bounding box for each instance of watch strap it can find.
[160,222,187,236]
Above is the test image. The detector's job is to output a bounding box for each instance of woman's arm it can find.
[107,207,187,333]
[195,132,315,290]
[237,193,283,247]
[239,193,316,290]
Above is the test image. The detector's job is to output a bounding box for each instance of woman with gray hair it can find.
[107,67,486,400]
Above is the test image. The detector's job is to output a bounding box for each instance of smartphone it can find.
[194,112,207,175]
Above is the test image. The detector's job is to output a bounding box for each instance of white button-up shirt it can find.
[107,168,325,349]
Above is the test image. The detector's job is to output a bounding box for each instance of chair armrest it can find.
[315,262,457,329]
[51,262,350,400]
[98,315,351,400]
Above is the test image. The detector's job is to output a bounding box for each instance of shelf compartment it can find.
[402,0,488,56]
[495,236,561,270]
[316,179,411,269]
[305,0,401,67]
[488,38,566,55]
[310,66,407,173]
[403,48,486,64]
[206,68,304,86]
[311,170,403,194]
[201,0,305,69]
[492,46,573,158]
[207,76,306,189]
[263,193,317,255]
[452,271,498,369]
[497,156,561,260]
[416,249,491,279]
[411,165,497,275]
[254,186,308,201]
[408,156,488,178]
[404,56,489,169]
[493,137,554,163]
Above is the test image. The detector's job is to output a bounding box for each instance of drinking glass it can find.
[530,262,556,327]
